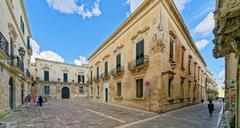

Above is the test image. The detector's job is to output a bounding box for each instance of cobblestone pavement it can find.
[129,102,222,128]
[0,99,221,128]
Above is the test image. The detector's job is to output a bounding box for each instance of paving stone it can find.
[0,99,221,128]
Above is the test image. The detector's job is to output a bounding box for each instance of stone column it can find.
[225,53,238,111]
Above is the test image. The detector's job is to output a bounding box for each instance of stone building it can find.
[87,0,207,112]
[30,58,88,99]
[0,0,33,118]
[206,70,218,100]
[213,0,240,127]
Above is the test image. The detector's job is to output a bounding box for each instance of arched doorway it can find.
[62,87,70,99]
[9,78,14,110]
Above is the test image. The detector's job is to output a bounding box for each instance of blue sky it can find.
[25,0,224,86]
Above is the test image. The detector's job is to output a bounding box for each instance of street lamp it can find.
[18,47,26,59]
[170,61,176,71]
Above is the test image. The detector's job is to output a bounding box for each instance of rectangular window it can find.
[97,86,99,96]
[181,46,185,68]
[44,71,49,81]
[180,80,184,98]
[188,81,191,98]
[198,67,200,80]
[96,67,99,80]
[117,83,121,97]
[136,40,144,66]
[20,16,25,34]
[169,38,174,61]
[90,70,93,82]
[105,61,108,75]
[136,79,143,98]
[44,86,50,96]
[116,54,121,71]
[188,56,192,74]
[168,79,172,98]
[63,73,68,82]
[91,87,93,96]
[194,63,197,78]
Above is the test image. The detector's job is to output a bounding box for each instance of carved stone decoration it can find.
[152,23,166,53]
[131,26,150,41]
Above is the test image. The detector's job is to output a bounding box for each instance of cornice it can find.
[163,0,207,67]
[88,0,158,61]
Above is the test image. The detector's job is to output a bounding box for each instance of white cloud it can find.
[216,70,225,86]
[173,0,190,12]
[46,0,102,18]
[126,0,144,13]
[74,56,88,66]
[38,51,64,63]
[195,39,210,50]
[194,12,214,35]
[30,39,64,63]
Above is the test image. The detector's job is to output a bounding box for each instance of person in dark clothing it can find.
[201,99,204,104]
[208,100,214,117]
[39,96,43,107]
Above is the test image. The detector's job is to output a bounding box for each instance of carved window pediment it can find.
[131,26,150,41]
[8,23,18,40]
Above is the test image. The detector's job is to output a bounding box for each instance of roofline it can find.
[88,0,207,67]
[88,0,151,60]
[21,0,32,37]
[34,58,89,68]
[165,0,207,67]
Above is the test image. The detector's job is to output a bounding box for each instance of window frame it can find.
[136,79,143,98]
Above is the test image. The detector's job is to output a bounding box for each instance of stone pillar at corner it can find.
[213,0,240,127]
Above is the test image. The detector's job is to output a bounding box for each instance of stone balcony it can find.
[128,55,149,74]
[111,66,124,78]
[100,72,110,81]
[0,32,9,60]
[93,76,100,83]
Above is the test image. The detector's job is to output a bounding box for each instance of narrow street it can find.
[0,100,222,128]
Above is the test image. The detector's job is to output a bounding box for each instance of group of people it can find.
[24,95,46,108]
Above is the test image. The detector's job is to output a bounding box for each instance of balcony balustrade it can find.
[128,55,149,71]
[111,66,124,78]
[9,56,24,74]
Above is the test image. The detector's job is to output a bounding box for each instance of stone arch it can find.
[8,77,15,110]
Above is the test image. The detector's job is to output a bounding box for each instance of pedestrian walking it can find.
[201,99,204,104]
[39,96,43,107]
[36,96,39,107]
[208,100,214,117]
[24,96,31,108]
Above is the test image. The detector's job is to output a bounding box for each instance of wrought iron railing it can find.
[10,56,24,72]
[111,66,124,75]
[100,72,110,79]
[0,32,9,56]
[128,55,149,70]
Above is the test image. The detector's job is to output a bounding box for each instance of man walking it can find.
[208,100,214,117]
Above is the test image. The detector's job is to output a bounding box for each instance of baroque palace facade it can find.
[30,59,88,100]
[0,0,33,118]
[213,0,240,127]
[87,0,208,112]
